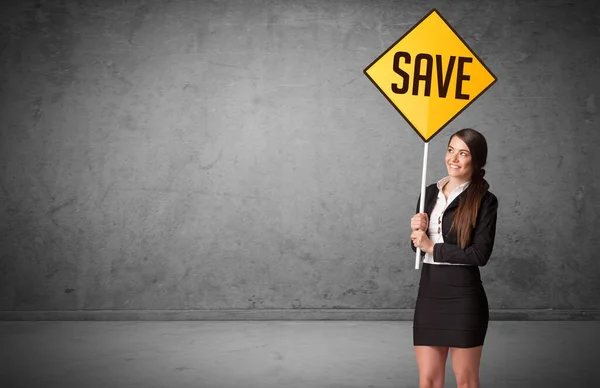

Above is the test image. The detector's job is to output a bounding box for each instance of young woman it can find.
[409,128,499,388]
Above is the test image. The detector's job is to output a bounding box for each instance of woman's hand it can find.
[411,212,429,231]
[411,229,435,254]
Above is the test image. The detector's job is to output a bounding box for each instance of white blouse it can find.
[423,176,471,266]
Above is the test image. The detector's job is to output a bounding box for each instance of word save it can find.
[391,52,472,100]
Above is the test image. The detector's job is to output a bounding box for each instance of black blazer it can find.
[410,183,499,266]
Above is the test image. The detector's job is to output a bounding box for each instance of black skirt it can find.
[413,263,489,348]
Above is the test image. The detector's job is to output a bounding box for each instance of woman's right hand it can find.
[411,212,429,231]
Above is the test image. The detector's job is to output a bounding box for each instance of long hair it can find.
[448,128,490,249]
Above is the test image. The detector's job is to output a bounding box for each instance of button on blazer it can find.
[411,183,499,266]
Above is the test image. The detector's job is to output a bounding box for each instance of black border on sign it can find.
[363,8,498,143]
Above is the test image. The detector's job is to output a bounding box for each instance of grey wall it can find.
[1,0,599,317]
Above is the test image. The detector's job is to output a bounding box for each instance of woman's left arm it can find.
[432,193,499,266]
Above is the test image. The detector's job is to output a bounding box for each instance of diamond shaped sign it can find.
[364,9,497,142]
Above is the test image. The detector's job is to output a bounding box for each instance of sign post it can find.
[363,9,497,269]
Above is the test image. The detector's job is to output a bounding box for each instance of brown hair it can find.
[448,128,490,249]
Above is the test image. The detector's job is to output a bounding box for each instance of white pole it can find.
[415,141,429,270]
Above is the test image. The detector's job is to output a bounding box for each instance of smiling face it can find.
[446,135,474,183]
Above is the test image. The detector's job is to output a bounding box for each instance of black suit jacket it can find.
[410,183,499,266]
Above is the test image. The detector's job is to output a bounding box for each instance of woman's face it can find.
[446,135,473,182]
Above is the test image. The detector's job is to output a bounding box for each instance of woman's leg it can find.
[414,345,449,388]
[450,346,484,388]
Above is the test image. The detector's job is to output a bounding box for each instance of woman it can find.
[409,128,498,388]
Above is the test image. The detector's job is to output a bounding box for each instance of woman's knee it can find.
[420,375,445,388]
[454,368,479,388]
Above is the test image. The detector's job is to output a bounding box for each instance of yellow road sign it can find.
[364,9,497,142]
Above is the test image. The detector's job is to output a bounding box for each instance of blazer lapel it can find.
[424,184,468,215]
[426,188,439,215]
[445,190,466,211]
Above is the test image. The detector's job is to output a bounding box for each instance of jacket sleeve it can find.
[432,192,498,266]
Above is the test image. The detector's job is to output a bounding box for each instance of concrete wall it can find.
[1,0,599,318]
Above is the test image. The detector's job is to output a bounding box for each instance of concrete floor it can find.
[0,321,598,388]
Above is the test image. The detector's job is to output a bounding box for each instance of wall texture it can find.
[1,0,599,318]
